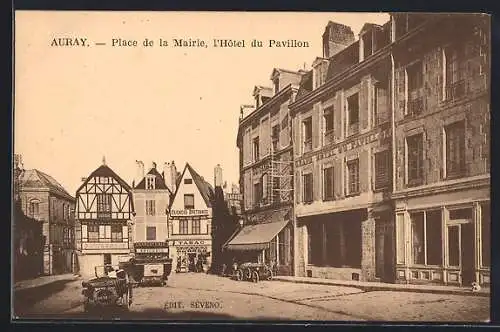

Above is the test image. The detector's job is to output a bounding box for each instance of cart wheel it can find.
[236,269,243,281]
[267,270,273,281]
[245,269,252,281]
[251,271,259,283]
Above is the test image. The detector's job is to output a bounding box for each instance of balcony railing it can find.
[303,138,312,153]
[445,80,466,101]
[324,129,335,145]
[408,96,424,116]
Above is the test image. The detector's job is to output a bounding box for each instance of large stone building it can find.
[229,69,301,276]
[131,161,173,261]
[390,13,490,286]
[290,21,393,282]
[17,155,77,275]
[168,163,214,272]
[75,159,135,278]
[287,14,490,286]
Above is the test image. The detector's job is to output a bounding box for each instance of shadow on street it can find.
[13,280,75,317]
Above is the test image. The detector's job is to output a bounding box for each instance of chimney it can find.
[163,162,172,189]
[322,21,355,58]
[151,161,157,170]
[170,161,177,193]
[135,160,144,185]
[214,164,223,188]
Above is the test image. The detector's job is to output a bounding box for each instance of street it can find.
[14,273,490,322]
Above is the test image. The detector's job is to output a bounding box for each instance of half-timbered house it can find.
[75,159,135,278]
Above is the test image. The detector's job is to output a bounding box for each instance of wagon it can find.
[234,262,273,283]
[127,257,173,286]
[81,265,133,313]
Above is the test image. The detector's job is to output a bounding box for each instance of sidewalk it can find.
[14,273,80,292]
[273,276,490,297]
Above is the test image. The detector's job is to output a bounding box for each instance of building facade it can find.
[229,69,301,276]
[390,13,490,286]
[168,163,214,272]
[290,21,394,282]
[131,161,173,263]
[17,156,77,276]
[75,160,135,278]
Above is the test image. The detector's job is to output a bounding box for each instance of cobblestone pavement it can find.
[13,272,490,322]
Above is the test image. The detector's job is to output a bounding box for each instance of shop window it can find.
[448,226,460,266]
[96,194,112,219]
[411,212,425,265]
[323,166,334,201]
[406,133,424,185]
[303,117,312,153]
[184,194,194,210]
[449,208,473,221]
[445,121,466,178]
[111,224,123,242]
[302,173,313,203]
[347,94,359,136]
[374,150,391,189]
[192,219,201,235]
[146,226,156,241]
[347,159,360,195]
[481,202,490,267]
[145,200,156,216]
[426,210,443,265]
[88,224,99,242]
[253,137,260,162]
[179,220,188,235]
[307,222,322,265]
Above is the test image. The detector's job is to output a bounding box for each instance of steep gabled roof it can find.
[19,169,74,201]
[172,163,214,208]
[134,167,171,193]
[76,164,132,194]
[359,22,383,35]
[296,70,313,99]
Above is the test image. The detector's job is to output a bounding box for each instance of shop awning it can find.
[224,210,290,251]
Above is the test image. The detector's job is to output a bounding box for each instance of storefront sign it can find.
[173,240,206,246]
[135,248,169,253]
[295,128,391,167]
[170,209,209,217]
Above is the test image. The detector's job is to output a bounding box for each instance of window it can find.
[347,159,360,195]
[411,210,443,266]
[406,61,424,116]
[63,227,70,245]
[145,200,156,215]
[184,194,194,210]
[261,173,269,204]
[445,121,466,178]
[192,219,201,235]
[445,44,466,100]
[29,200,40,218]
[323,107,334,145]
[253,137,260,161]
[179,220,188,235]
[96,194,112,219]
[146,176,155,190]
[302,173,313,203]
[407,133,424,185]
[184,178,193,184]
[308,222,322,265]
[104,254,112,265]
[272,176,280,204]
[303,117,312,152]
[448,226,460,266]
[272,125,280,151]
[88,224,99,242]
[146,226,156,241]
[481,202,490,267]
[323,166,334,201]
[111,224,122,242]
[374,150,391,189]
[253,182,262,206]
[347,94,359,135]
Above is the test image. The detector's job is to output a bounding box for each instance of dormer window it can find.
[146,175,155,190]
[362,32,373,60]
[273,79,279,94]
[255,95,261,108]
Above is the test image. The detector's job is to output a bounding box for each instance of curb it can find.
[273,278,490,298]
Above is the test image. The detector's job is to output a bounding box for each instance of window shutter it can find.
[359,150,370,192]
[294,117,301,156]
[313,163,321,201]
[334,159,343,199]
[334,93,342,140]
[360,78,370,130]
[312,104,320,149]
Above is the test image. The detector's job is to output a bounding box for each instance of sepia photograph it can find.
[12,11,491,322]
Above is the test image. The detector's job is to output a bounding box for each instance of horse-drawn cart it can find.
[233,262,273,283]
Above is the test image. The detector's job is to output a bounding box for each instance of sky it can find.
[14,11,390,195]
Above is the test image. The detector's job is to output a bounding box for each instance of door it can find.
[104,253,112,265]
[375,221,394,282]
[461,222,475,285]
